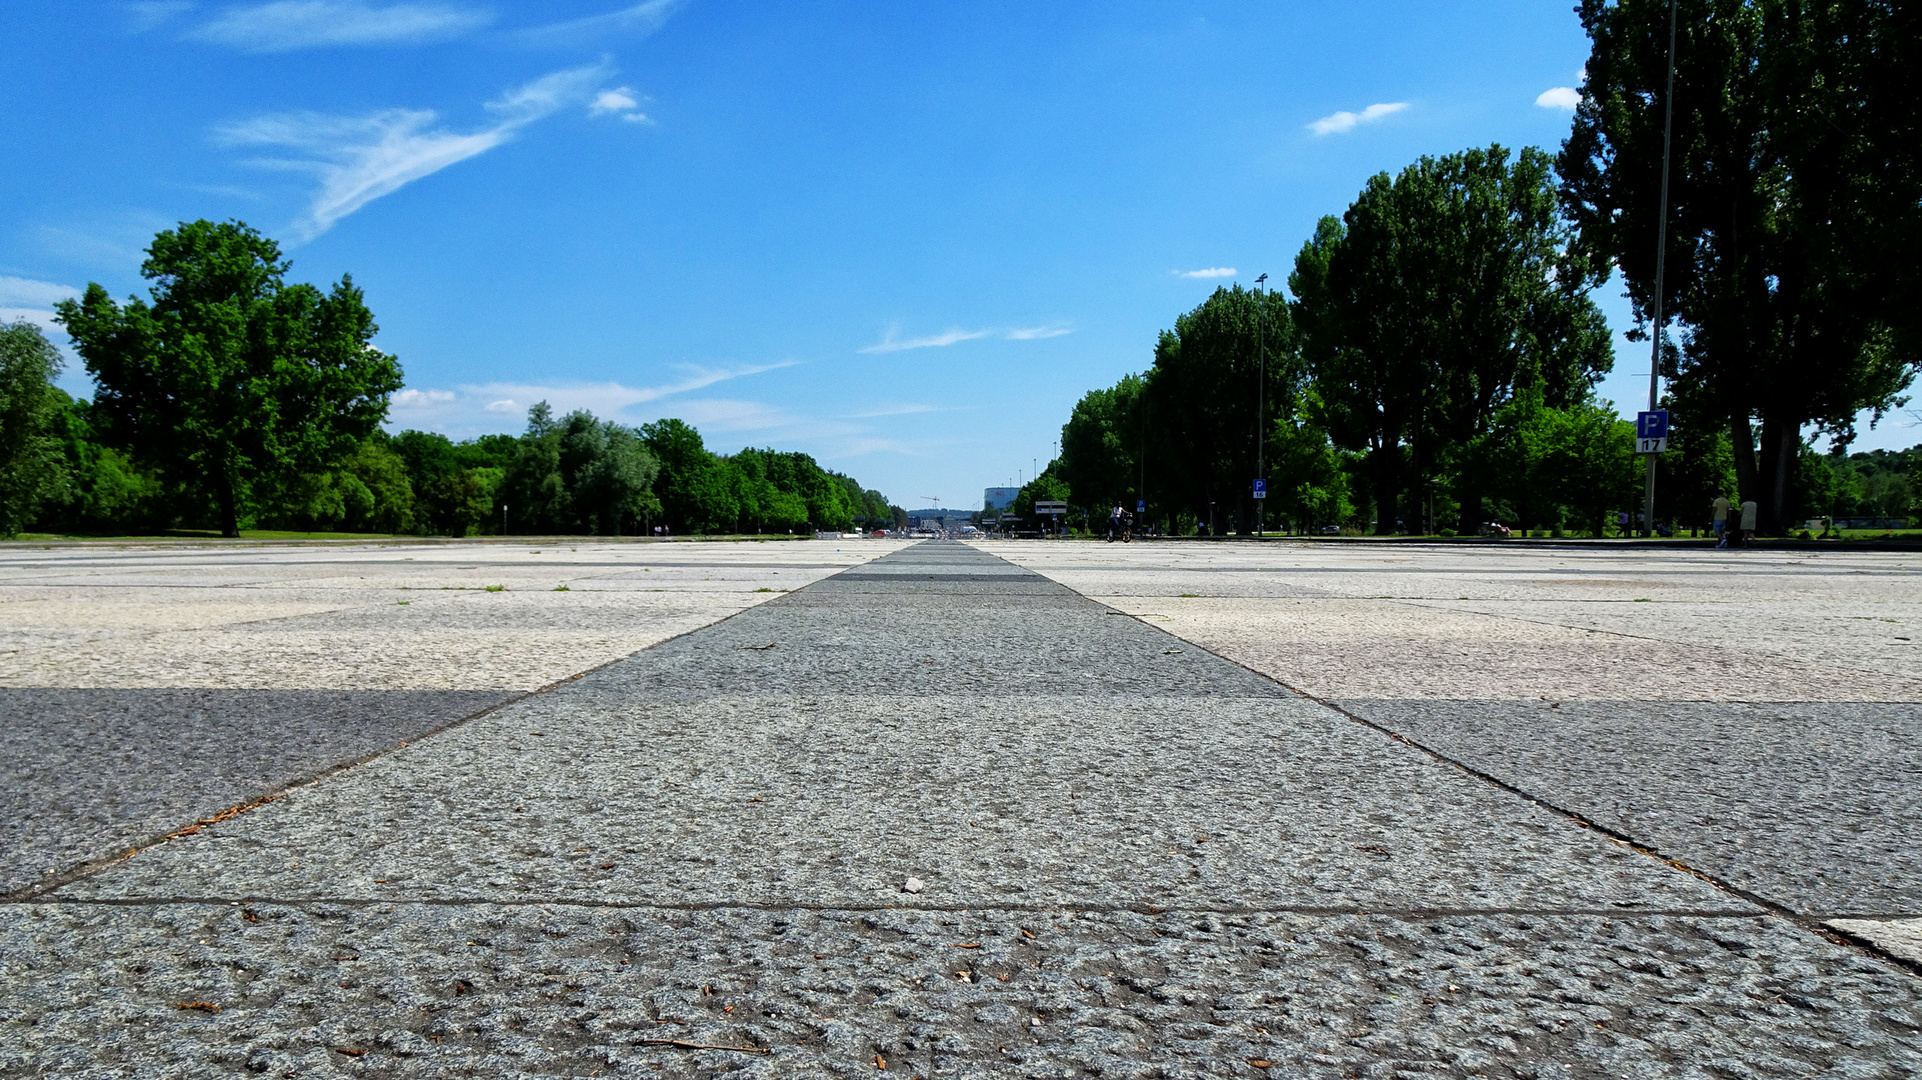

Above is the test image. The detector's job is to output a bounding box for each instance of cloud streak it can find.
[217,64,612,240]
[1178,267,1236,279]
[189,1,495,51]
[860,323,1072,352]
[519,0,679,47]
[386,361,800,429]
[0,276,82,308]
[860,327,991,354]
[1536,86,1581,110]
[590,86,651,123]
[0,277,84,343]
[1004,324,1072,340]
[1308,101,1407,136]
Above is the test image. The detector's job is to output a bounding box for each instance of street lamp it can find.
[1255,272,1268,538]
[1642,0,1678,537]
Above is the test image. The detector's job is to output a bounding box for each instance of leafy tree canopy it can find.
[55,220,402,536]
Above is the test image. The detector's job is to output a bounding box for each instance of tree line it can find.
[0,220,901,539]
[1016,1,1917,537]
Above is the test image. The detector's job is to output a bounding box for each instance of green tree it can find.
[501,402,569,533]
[55,220,402,536]
[561,412,660,535]
[341,438,415,533]
[1561,0,1919,532]
[1295,146,1612,534]
[641,418,736,533]
[1266,400,1353,533]
[1058,374,1144,525]
[0,321,72,536]
[1523,400,1643,536]
[1143,285,1294,534]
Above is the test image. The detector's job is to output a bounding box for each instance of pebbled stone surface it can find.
[56,691,1736,912]
[0,689,513,897]
[3,541,1918,1078]
[1345,699,1922,916]
[4,903,1918,1079]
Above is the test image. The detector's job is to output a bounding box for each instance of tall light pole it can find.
[1643,0,1678,537]
[1254,273,1268,537]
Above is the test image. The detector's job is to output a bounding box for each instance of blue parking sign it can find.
[1136,500,1145,513]
[1635,410,1670,453]
[1252,478,1267,499]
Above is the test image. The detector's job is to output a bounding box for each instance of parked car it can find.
[1478,521,1512,538]
[1320,525,1341,535]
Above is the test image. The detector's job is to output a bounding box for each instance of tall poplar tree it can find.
[1560,0,1918,531]
[1294,146,1611,533]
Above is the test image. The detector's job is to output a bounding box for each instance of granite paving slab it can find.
[3,540,1916,1078]
[1342,699,1922,915]
[6,903,1917,1079]
[991,539,1922,974]
[0,689,514,896]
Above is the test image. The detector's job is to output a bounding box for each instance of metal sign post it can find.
[1035,500,1068,537]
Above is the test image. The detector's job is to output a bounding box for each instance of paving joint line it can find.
[4,896,1769,919]
[992,553,1922,979]
[0,572,854,905]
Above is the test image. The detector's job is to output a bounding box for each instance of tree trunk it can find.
[1373,449,1398,535]
[1730,411,1757,510]
[1456,480,1483,537]
[1760,410,1798,535]
[216,466,240,539]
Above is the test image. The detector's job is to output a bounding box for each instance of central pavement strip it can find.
[4,541,1917,1076]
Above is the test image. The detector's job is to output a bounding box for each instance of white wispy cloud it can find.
[127,1,196,32]
[1178,267,1236,279]
[589,86,651,123]
[860,327,992,354]
[519,0,679,47]
[217,63,608,240]
[0,277,84,342]
[386,361,799,428]
[391,387,454,407]
[0,276,82,308]
[1308,101,1407,136]
[1004,324,1072,341]
[1,308,68,338]
[847,403,944,419]
[188,1,494,51]
[660,398,797,433]
[591,88,638,113]
[1536,86,1581,110]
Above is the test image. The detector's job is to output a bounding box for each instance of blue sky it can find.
[5,1,1913,507]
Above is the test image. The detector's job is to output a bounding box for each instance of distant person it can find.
[1739,498,1759,545]
[1712,494,1731,548]
[1108,503,1123,542]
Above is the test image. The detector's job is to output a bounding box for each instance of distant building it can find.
[983,487,1019,511]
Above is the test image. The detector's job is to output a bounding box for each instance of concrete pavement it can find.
[1,539,1917,1077]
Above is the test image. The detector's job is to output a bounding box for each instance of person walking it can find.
[1712,494,1731,548]
[1739,498,1759,546]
